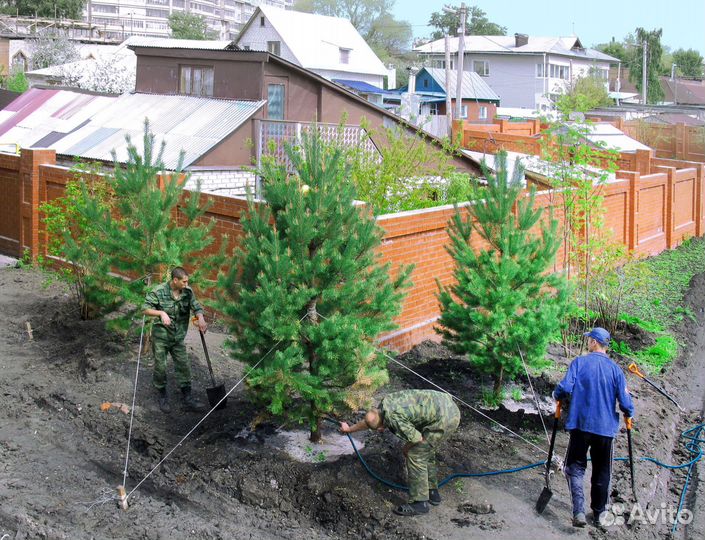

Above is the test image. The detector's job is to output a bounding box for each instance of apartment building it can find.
[84,0,292,41]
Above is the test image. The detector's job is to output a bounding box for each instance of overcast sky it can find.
[392,0,705,55]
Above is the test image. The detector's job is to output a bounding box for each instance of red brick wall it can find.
[1,148,704,352]
[0,153,20,256]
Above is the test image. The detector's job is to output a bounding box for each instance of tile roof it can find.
[0,89,264,169]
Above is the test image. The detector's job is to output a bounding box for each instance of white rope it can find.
[516,345,550,447]
[125,313,310,500]
[122,315,147,487]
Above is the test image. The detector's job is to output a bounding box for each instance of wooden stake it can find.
[25,321,33,341]
[117,485,128,510]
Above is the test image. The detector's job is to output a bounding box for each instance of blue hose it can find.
[331,417,705,533]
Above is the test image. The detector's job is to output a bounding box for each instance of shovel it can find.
[625,416,637,502]
[628,363,684,412]
[536,400,561,514]
[193,318,227,410]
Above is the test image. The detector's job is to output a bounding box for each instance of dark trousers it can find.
[563,429,613,516]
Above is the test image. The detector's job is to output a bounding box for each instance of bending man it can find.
[143,267,208,413]
[554,327,634,528]
[340,389,461,516]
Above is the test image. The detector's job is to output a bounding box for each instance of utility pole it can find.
[641,40,648,105]
[455,3,467,120]
[671,63,678,104]
[445,34,452,137]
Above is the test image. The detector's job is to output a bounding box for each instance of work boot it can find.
[572,512,587,528]
[393,501,430,516]
[181,387,206,412]
[156,389,171,413]
[592,511,607,530]
[429,489,442,506]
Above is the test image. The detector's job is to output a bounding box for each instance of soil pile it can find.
[0,267,704,539]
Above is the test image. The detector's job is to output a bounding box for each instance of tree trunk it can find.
[309,415,322,443]
[493,366,504,397]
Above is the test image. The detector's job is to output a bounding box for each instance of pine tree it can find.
[72,120,215,328]
[437,152,570,395]
[216,130,411,442]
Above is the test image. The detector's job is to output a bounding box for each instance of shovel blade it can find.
[206,385,227,411]
[535,487,553,514]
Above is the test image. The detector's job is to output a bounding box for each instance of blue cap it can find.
[584,327,610,345]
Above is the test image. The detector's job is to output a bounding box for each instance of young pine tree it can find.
[437,152,570,396]
[216,130,411,442]
[72,120,214,328]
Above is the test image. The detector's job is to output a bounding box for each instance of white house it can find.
[415,34,619,111]
[235,5,389,88]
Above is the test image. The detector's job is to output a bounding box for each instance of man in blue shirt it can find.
[553,327,634,528]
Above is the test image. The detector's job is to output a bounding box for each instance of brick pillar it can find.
[617,170,639,250]
[656,166,676,249]
[696,163,704,237]
[674,123,686,160]
[19,148,56,262]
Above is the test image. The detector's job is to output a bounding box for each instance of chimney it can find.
[407,67,418,96]
[514,33,529,47]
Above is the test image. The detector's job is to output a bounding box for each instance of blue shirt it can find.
[553,352,634,438]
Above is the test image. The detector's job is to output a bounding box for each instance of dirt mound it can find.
[1,266,704,539]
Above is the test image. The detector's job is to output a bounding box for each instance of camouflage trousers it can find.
[151,328,191,391]
[406,406,461,502]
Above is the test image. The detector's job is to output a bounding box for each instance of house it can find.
[408,67,499,122]
[0,44,481,198]
[25,37,231,93]
[415,34,618,111]
[234,5,391,88]
[131,43,481,175]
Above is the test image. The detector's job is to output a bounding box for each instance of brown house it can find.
[132,44,481,174]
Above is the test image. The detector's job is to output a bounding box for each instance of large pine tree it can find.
[217,130,410,441]
[437,152,570,395]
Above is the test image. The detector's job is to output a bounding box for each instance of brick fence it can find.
[0,148,703,352]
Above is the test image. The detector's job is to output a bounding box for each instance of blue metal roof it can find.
[333,79,394,95]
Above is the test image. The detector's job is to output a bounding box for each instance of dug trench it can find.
[1,266,704,539]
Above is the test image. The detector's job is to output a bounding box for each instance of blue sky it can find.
[392,0,705,55]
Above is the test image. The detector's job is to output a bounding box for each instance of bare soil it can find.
[1,266,704,540]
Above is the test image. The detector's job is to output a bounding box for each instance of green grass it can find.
[480,387,505,408]
[623,237,705,328]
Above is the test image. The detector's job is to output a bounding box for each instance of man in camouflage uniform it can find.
[143,267,208,413]
[340,389,461,516]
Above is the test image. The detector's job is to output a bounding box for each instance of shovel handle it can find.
[628,363,645,378]
[625,416,633,430]
[554,400,562,419]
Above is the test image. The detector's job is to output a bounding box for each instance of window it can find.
[435,59,454,69]
[267,41,281,56]
[172,0,184,6]
[460,105,468,119]
[11,52,27,72]
[260,16,265,26]
[549,63,569,80]
[179,65,214,97]
[267,84,285,120]
[93,4,119,12]
[422,78,429,88]
[146,8,168,17]
[536,63,546,78]
[473,60,489,77]
[242,45,251,50]
[429,102,440,115]
[478,105,488,120]
[339,47,350,64]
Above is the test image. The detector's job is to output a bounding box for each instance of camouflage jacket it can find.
[380,390,458,445]
[143,281,203,336]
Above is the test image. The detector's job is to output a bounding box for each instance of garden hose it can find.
[324,417,705,532]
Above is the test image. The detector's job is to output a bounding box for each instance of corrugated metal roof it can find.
[126,36,232,50]
[0,89,265,169]
[422,68,500,102]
